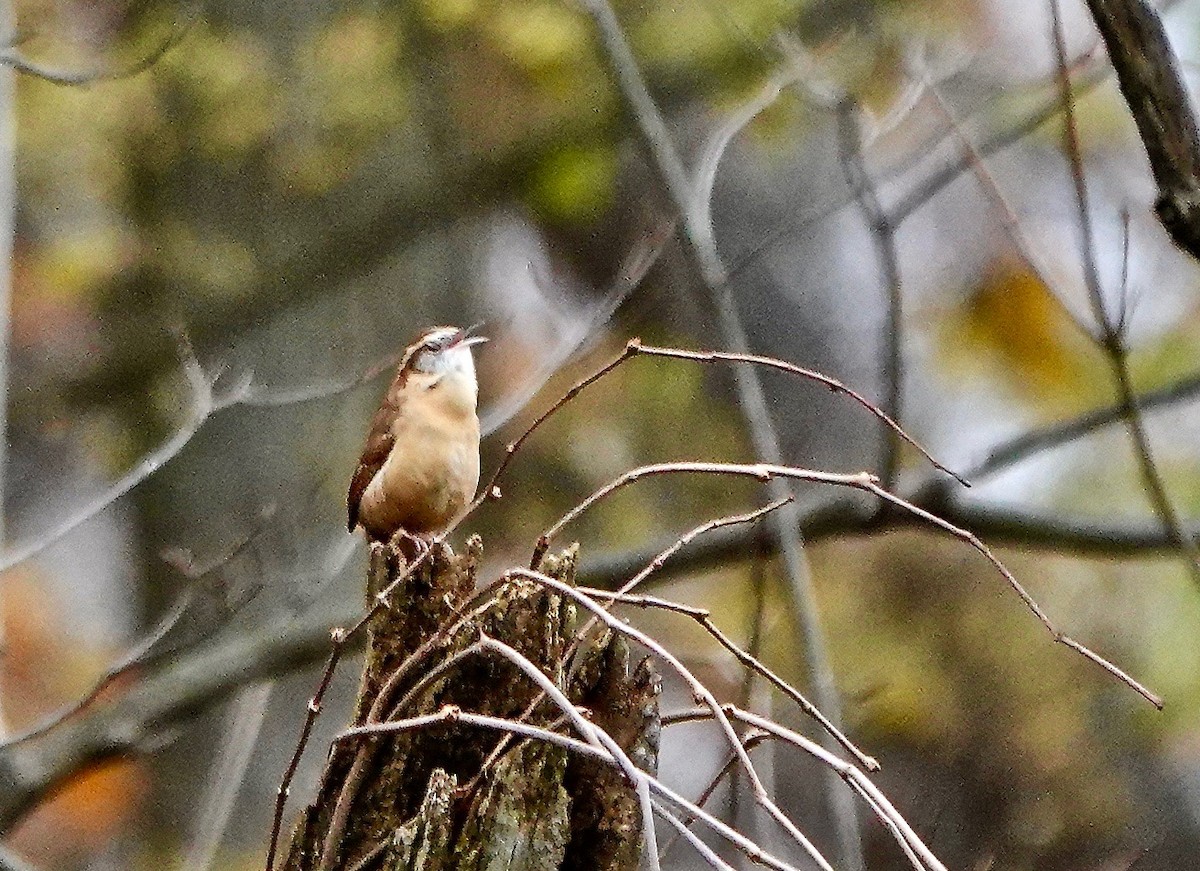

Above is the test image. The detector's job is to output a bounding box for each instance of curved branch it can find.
[0,10,195,86]
[0,607,344,834]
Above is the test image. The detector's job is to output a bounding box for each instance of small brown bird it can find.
[347,325,487,542]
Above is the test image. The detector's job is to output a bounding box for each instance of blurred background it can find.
[4,0,1200,868]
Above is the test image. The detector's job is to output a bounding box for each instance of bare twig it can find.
[870,483,1163,708]
[339,706,600,761]
[887,46,1108,224]
[0,585,197,747]
[181,683,274,871]
[507,567,836,871]
[662,707,946,871]
[579,587,878,770]
[239,349,405,409]
[837,101,908,490]
[318,634,662,871]
[543,461,1162,706]
[340,706,804,871]
[541,462,878,548]
[475,500,791,795]
[0,604,341,835]
[968,371,1200,481]
[729,707,946,871]
[920,79,1083,335]
[654,804,738,871]
[575,0,864,862]
[2,502,275,748]
[613,499,791,597]
[730,553,769,835]
[477,219,675,437]
[629,343,966,485]
[264,632,343,871]
[472,344,636,514]
[492,336,965,543]
[657,730,771,863]
[1052,0,1200,589]
[0,335,251,574]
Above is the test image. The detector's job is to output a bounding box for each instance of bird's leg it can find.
[388,528,431,568]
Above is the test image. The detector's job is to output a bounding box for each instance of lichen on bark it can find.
[281,537,660,871]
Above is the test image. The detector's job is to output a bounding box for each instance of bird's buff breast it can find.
[359,382,480,537]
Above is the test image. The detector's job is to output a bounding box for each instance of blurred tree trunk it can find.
[283,540,660,871]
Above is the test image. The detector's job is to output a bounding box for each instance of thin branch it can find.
[264,632,343,871]
[584,484,1200,609]
[614,499,790,596]
[0,335,246,574]
[0,490,1182,838]
[477,220,675,437]
[238,349,405,409]
[575,1,864,863]
[657,731,771,863]
[0,11,194,86]
[870,483,1163,708]
[340,706,804,871]
[654,803,738,871]
[728,707,946,871]
[339,707,601,762]
[730,554,769,838]
[580,587,878,770]
[837,100,907,490]
[663,707,946,871]
[921,78,1087,339]
[478,500,791,796]
[2,512,275,748]
[968,370,1200,480]
[887,47,1108,223]
[543,461,1162,706]
[1052,0,1200,589]
[507,568,835,871]
[318,633,661,871]
[718,43,1109,288]
[0,586,197,747]
[541,462,878,548]
[0,604,342,836]
[630,343,966,485]
[180,683,274,871]
[473,345,637,513]
[494,336,964,543]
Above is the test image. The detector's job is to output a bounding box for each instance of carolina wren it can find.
[347,326,487,542]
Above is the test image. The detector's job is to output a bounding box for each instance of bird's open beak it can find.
[456,322,488,348]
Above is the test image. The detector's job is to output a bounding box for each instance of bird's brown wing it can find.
[347,368,407,532]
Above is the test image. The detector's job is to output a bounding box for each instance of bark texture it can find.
[282,538,660,871]
[1083,0,1200,260]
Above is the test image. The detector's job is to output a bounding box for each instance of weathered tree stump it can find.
[282,538,660,871]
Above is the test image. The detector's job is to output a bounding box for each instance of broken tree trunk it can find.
[282,537,661,871]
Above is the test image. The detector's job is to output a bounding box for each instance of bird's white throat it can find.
[418,345,479,406]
